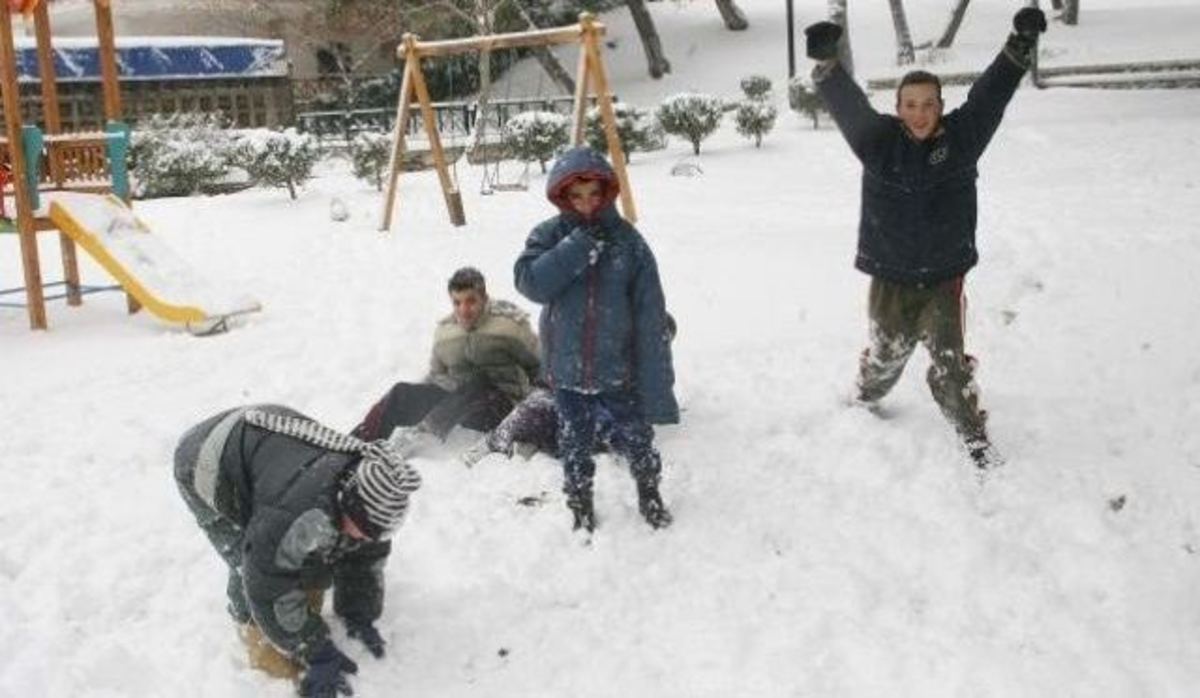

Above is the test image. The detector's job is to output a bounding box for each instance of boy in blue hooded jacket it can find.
[515,146,677,532]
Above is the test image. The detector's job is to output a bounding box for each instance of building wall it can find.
[42,0,401,81]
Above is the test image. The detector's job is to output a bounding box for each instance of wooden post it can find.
[94,0,122,121]
[0,7,47,329]
[379,43,416,232]
[34,1,83,306]
[581,15,637,222]
[570,20,591,146]
[95,0,139,314]
[407,41,465,226]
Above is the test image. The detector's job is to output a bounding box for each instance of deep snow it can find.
[3,1,1200,696]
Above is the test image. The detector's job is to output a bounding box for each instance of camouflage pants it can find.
[174,450,253,624]
[856,276,988,441]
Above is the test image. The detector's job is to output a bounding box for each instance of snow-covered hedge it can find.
[129,113,234,198]
[584,102,666,163]
[656,93,725,156]
[349,131,392,191]
[740,74,773,101]
[231,128,322,200]
[788,76,826,130]
[501,111,570,173]
[735,100,778,148]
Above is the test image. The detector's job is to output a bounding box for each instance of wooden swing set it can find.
[379,12,637,231]
[1,0,132,330]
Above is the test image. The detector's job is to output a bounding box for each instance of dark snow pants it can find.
[174,420,252,624]
[353,378,515,441]
[856,276,988,441]
[555,389,661,497]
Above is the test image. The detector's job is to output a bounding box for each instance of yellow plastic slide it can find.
[47,193,260,333]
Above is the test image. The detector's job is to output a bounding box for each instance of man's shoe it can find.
[636,481,673,529]
[387,425,431,456]
[965,437,1004,470]
[567,491,595,532]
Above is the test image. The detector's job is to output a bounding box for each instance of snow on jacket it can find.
[816,49,1027,285]
[513,146,679,424]
[426,299,540,401]
[175,405,390,659]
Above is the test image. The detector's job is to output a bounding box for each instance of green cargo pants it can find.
[855,276,988,443]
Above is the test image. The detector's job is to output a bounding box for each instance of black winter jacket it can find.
[816,50,1027,285]
[178,405,390,659]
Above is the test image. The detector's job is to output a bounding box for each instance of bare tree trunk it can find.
[512,0,575,93]
[713,0,749,31]
[827,0,854,79]
[627,0,671,79]
[1063,0,1079,25]
[887,0,916,65]
[472,46,494,152]
[936,0,971,49]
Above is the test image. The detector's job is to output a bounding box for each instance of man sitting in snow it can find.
[804,7,1047,469]
[174,405,421,697]
[353,266,541,454]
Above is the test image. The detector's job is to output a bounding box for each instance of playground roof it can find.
[13,36,288,83]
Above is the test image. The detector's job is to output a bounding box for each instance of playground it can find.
[3,1,1200,696]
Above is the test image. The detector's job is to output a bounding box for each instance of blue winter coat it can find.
[817,50,1027,285]
[514,147,679,424]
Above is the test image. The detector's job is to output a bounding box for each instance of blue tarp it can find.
[15,39,288,83]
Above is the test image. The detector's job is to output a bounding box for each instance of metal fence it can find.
[295,94,609,144]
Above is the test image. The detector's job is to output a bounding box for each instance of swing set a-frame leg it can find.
[379,57,415,232]
[577,14,637,223]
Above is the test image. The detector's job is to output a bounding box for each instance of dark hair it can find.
[896,70,942,104]
[448,266,487,295]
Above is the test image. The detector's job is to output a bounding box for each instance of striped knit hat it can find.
[244,409,422,540]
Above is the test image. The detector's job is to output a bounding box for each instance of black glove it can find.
[300,640,358,698]
[345,620,386,659]
[804,21,843,61]
[1013,7,1047,38]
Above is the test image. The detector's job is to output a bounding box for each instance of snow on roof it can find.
[12,36,288,83]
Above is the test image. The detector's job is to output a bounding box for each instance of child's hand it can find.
[581,224,612,243]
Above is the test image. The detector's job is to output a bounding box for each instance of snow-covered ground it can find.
[3,1,1200,696]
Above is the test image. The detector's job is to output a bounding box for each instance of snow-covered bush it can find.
[735,100,778,148]
[129,113,234,198]
[656,93,725,156]
[349,130,392,191]
[231,128,322,200]
[584,102,666,163]
[788,76,826,130]
[501,111,570,173]
[740,75,773,101]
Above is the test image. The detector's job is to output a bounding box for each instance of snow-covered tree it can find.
[734,100,778,148]
[739,75,773,101]
[788,76,826,130]
[349,131,392,191]
[501,111,570,174]
[129,113,234,199]
[656,93,725,156]
[232,128,322,200]
[585,102,666,163]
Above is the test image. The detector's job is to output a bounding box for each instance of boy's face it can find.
[896,83,942,141]
[450,288,486,329]
[566,179,604,218]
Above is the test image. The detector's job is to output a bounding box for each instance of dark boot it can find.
[636,480,673,529]
[567,490,595,532]
[960,424,1003,471]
